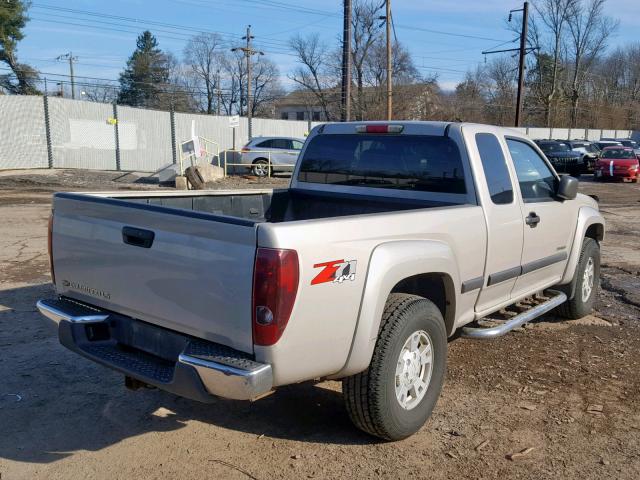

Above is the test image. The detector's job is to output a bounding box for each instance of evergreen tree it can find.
[118,31,170,107]
[0,0,39,94]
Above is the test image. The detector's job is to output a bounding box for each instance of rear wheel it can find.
[252,159,270,177]
[556,237,600,319]
[342,293,447,441]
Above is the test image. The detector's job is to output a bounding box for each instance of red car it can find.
[595,147,639,182]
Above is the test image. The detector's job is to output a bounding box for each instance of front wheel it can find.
[343,293,447,441]
[556,237,600,319]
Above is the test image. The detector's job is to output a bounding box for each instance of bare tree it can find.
[221,51,284,117]
[288,33,337,120]
[350,0,384,119]
[250,56,285,117]
[532,0,578,126]
[81,80,118,103]
[184,33,224,114]
[566,0,618,127]
[486,57,518,125]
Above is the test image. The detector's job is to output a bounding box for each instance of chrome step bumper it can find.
[36,297,273,402]
[461,290,567,340]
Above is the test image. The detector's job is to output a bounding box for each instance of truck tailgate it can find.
[51,193,257,353]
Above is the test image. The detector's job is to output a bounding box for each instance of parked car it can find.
[594,146,639,182]
[240,136,305,177]
[563,140,600,173]
[595,140,623,151]
[38,121,604,441]
[533,140,582,175]
[610,139,640,159]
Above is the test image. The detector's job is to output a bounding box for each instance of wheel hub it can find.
[581,257,595,302]
[395,330,434,411]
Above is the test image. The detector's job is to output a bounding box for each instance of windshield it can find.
[298,134,466,194]
[539,142,569,153]
[601,148,636,159]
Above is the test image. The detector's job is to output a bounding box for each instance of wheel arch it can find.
[390,272,456,336]
[557,205,605,298]
[329,240,460,379]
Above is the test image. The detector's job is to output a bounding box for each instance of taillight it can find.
[241,147,251,153]
[355,124,404,134]
[48,212,56,284]
[252,248,299,346]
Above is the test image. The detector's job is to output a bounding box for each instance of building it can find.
[275,90,328,121]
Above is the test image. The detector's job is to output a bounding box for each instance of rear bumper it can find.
[37,297,273,402]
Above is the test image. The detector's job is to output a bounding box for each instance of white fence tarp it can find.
[0,96,636,172]
[0,96,48,170]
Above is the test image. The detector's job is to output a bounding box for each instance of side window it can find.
[475,133,513,204]
[256,140,273,149]
[292,140,304,150]
[271,139,290,149]
[506,139,557,203]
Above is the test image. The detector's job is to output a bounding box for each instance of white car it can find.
[240,136,305,177]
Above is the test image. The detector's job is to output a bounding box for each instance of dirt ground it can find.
[0,169,638,480]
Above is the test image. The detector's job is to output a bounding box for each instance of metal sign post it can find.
[229,115,240,150]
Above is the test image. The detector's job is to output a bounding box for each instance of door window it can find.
[475,133,513,204]
[292,140,304,150]
[506,138,557,203]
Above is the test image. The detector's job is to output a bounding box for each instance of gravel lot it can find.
[0,169,638,480]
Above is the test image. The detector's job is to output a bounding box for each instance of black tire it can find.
[342,293,447,441]
[556,237,600,319]
[252,159,270,177]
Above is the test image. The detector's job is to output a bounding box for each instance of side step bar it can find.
[461,290,567,340]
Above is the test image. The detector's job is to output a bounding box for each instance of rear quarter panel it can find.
[255,205,486,385]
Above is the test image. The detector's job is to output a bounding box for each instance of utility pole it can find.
[481,2,534,127]
[385,0,392,120]
[232,25,263,140]
[515,2,529,127]
[340,0,352,122]
[56,52,78,99]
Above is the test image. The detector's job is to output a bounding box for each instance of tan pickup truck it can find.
[38,121,604,440]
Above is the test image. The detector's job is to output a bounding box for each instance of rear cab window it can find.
[475,133,513,204]
[297,134,467,194]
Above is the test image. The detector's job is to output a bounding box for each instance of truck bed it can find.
[50,188,464,355]
[76,189,457,224]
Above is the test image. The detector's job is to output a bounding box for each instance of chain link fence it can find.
[0,95,635,172]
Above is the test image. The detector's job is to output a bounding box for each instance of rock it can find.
[586,404,604,415]
[174,175,188,190]
[506,447,535,460]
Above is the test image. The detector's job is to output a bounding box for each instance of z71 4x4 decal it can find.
[311,259,357,285]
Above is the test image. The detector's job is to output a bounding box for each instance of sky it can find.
[14,0,640,94]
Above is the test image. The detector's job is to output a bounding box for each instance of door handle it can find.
[525,212,540,228]
[122,226,155,248]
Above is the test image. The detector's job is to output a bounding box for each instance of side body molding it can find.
[559,205,605,291]
[330,240,460,379]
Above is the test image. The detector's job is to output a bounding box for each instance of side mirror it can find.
[556,175,578,200]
